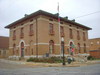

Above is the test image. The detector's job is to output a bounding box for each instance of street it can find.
[0,60,100,75]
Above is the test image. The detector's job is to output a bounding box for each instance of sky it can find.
[0,0,100,39]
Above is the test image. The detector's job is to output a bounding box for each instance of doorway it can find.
[69,42,74,55]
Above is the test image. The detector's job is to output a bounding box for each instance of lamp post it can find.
[61,37,65,65]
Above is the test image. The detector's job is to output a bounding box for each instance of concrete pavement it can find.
[0,59,100,67]
[0,60,100,75]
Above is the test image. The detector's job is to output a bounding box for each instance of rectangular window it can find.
[69,29,73,39]
[29,24,34,36]
[60,26,64,37]
[77,31,80,40]
[20,28,24,38]
[83,32,86,41]
[13,30,16,40]
[49,23,54,35]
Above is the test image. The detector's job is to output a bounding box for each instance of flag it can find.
[71,48,74,52]
[58,17,60,22]
[57,2,59,12]
[57,2,60,23]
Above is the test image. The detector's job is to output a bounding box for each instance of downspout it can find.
[36,18,38,58]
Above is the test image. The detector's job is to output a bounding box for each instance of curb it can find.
[0,59,100,67]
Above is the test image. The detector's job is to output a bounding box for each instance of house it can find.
[0,36,9,58]
[5,10,91,59]
[89,38,100,58]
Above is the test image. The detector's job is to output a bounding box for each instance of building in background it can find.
[5,10,91,59]
[89,38,100,58]
[0,36,9,58]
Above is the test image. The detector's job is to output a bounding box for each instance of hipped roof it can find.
[5,10,91,30]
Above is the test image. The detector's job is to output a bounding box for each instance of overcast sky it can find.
[0,0,100,39]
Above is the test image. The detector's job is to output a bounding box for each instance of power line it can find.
[75,11,100,19]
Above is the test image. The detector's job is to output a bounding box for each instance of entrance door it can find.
[21,42,24,57]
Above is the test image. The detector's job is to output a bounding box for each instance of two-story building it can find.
[5,10,91,59]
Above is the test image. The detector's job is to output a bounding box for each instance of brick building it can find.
[89,38,100,58]
[0,36,9,58]
[5,10,91,59]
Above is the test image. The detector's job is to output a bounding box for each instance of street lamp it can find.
[61,37,65,65]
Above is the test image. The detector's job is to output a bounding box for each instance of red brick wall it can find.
[89,50,100,58]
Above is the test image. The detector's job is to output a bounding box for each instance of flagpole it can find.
[57,2,62,57]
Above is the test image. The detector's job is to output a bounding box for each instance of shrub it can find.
[27,57,35,62]
[87,56,95,60]
[27,57,63,63]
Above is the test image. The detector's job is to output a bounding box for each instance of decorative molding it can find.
[34,43,60,45]
[68,40,75,46]
[25,44,30,46]
[34,43,49,45]
[9,47,13,48]
[55,44,60,46]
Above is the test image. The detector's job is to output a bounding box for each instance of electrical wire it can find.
[75,11,100,19]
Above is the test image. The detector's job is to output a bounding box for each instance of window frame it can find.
[20,27,24,38]
[29,24,34,36]
[49,23,54,35]
[60,26,64,37]
[13,30,16,40]
[69,28,73,39]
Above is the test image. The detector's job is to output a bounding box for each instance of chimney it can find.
[72,19,75,22]
[24,14,28,17]
[54,13,59,16]
[64,16,68,19]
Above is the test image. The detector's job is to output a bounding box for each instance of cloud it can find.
[0,0,100,38]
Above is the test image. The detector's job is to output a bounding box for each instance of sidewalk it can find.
[0,59,100,67]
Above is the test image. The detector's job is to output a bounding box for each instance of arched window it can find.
[49,40,54,54]
[84,43,86,53]
[21,42,24,48]
[78,43,81,53]
[13,44,16,55]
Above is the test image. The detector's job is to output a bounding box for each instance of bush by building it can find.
[27,57,63,63]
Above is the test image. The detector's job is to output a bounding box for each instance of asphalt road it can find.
[0,61,100,75]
